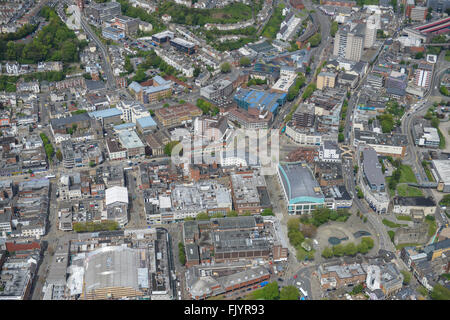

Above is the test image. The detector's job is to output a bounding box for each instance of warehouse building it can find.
[170,37,196,55]
[431,160,450,192]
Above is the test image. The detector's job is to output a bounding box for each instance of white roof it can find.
[105,186,128,206]
[159,195,172,209]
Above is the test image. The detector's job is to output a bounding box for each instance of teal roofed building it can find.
[277,162,325,215]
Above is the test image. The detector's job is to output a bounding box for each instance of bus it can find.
[124,167,133,171]
[45,174,56,179]
[299,287,308,297]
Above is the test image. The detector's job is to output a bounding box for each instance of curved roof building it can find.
[277,162,324,215]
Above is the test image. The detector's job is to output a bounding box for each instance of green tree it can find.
[239,56,251,67]
[332,244,345,257]
[344,242,358,256]
[220,62,231,73]
[322,247,333,258]
[227,210,238,217]
[401,270,411,285]
[330,21,338,37]
[280,285,300,300]
[263,282,280,300]
[196,212,210,220]
[55,148,63,161]
[430,284,450,300]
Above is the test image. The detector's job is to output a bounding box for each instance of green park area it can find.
[386,164,423,197]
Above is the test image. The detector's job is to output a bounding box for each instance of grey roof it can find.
[278,163,324,202]
[83,246,144,293]
[393,197,436,207]
[362,147,385,188]
[50,113,90,128]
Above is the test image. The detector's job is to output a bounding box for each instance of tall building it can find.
[365,14,380,48]
[410,6,428,21]
[333,24,365,61]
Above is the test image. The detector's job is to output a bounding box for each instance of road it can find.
[79,16,116,90]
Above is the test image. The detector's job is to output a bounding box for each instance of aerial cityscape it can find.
[0,0,449,302]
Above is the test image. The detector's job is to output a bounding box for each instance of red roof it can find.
[6,241,40,253]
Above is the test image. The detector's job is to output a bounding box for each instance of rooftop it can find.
[278,163,324,204]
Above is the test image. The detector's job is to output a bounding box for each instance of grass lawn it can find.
[398,165,418,183]
[395,243,422,250]
[382,219,407,228]
[423,162,435,182]
[388,230,395,243]
[397,184,424,197]
[425,218,437,237]
[396,215,412,221]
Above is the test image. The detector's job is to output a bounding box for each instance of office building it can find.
[362,147,385,192]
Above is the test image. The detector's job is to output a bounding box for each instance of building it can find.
[393,197,437,216]
[230,171,271,215]
[117,131,145,158]
[212,230,271,263]
[200,80,234,101]
[410,6,428,22]
[129,76,173,104]
[354,129,408,158]
[362,147,385,192]
[108,16,139,35]
[333,24,365,62]
[106,139,127,161]
[154,103,202,127]
[365,14,380,48]
[152,31,175,45]
[394,223,429,246]
[386,71,408,98]
[317,72,337,90]
[102,26,125,41]
[414,63,433,88]
[319,140,341,162]
[277,162,325,215]
[318,262,366,290]
[105,186,128,227]
[234,88,286,119]
[271,67,297,93]
[136,116,157,133]
[80,246,148,299]
[431,160,450,192]
[85,1,121,23]
[412,123,440,148]
[88,108,123,127]
[169,37,196,55]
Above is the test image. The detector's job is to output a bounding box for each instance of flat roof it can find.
[89,108,122,119]
[118,130,145,149]
[136,116,157,128]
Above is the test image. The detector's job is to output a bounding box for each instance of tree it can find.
[263,282,280,300]
[332,244,345,257]
[344,243,358,256]
[239,56,251,67]
[301,224,317,238]
[55,148,63,161]
[330,21,338,37]
[280,285,300,300]
[287,217,301,231]
[322,247,333,258]
[357,241,369,254]
[227,210,238,217]
[196,212,210,220]
[430,284,450,300]
[178,242,186,265]
[308,33,321,47]
[361,237,374,250]
[220,62,231,73]
[350,283,364,295]
[164,141,181,156]
[401,270,411,285]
